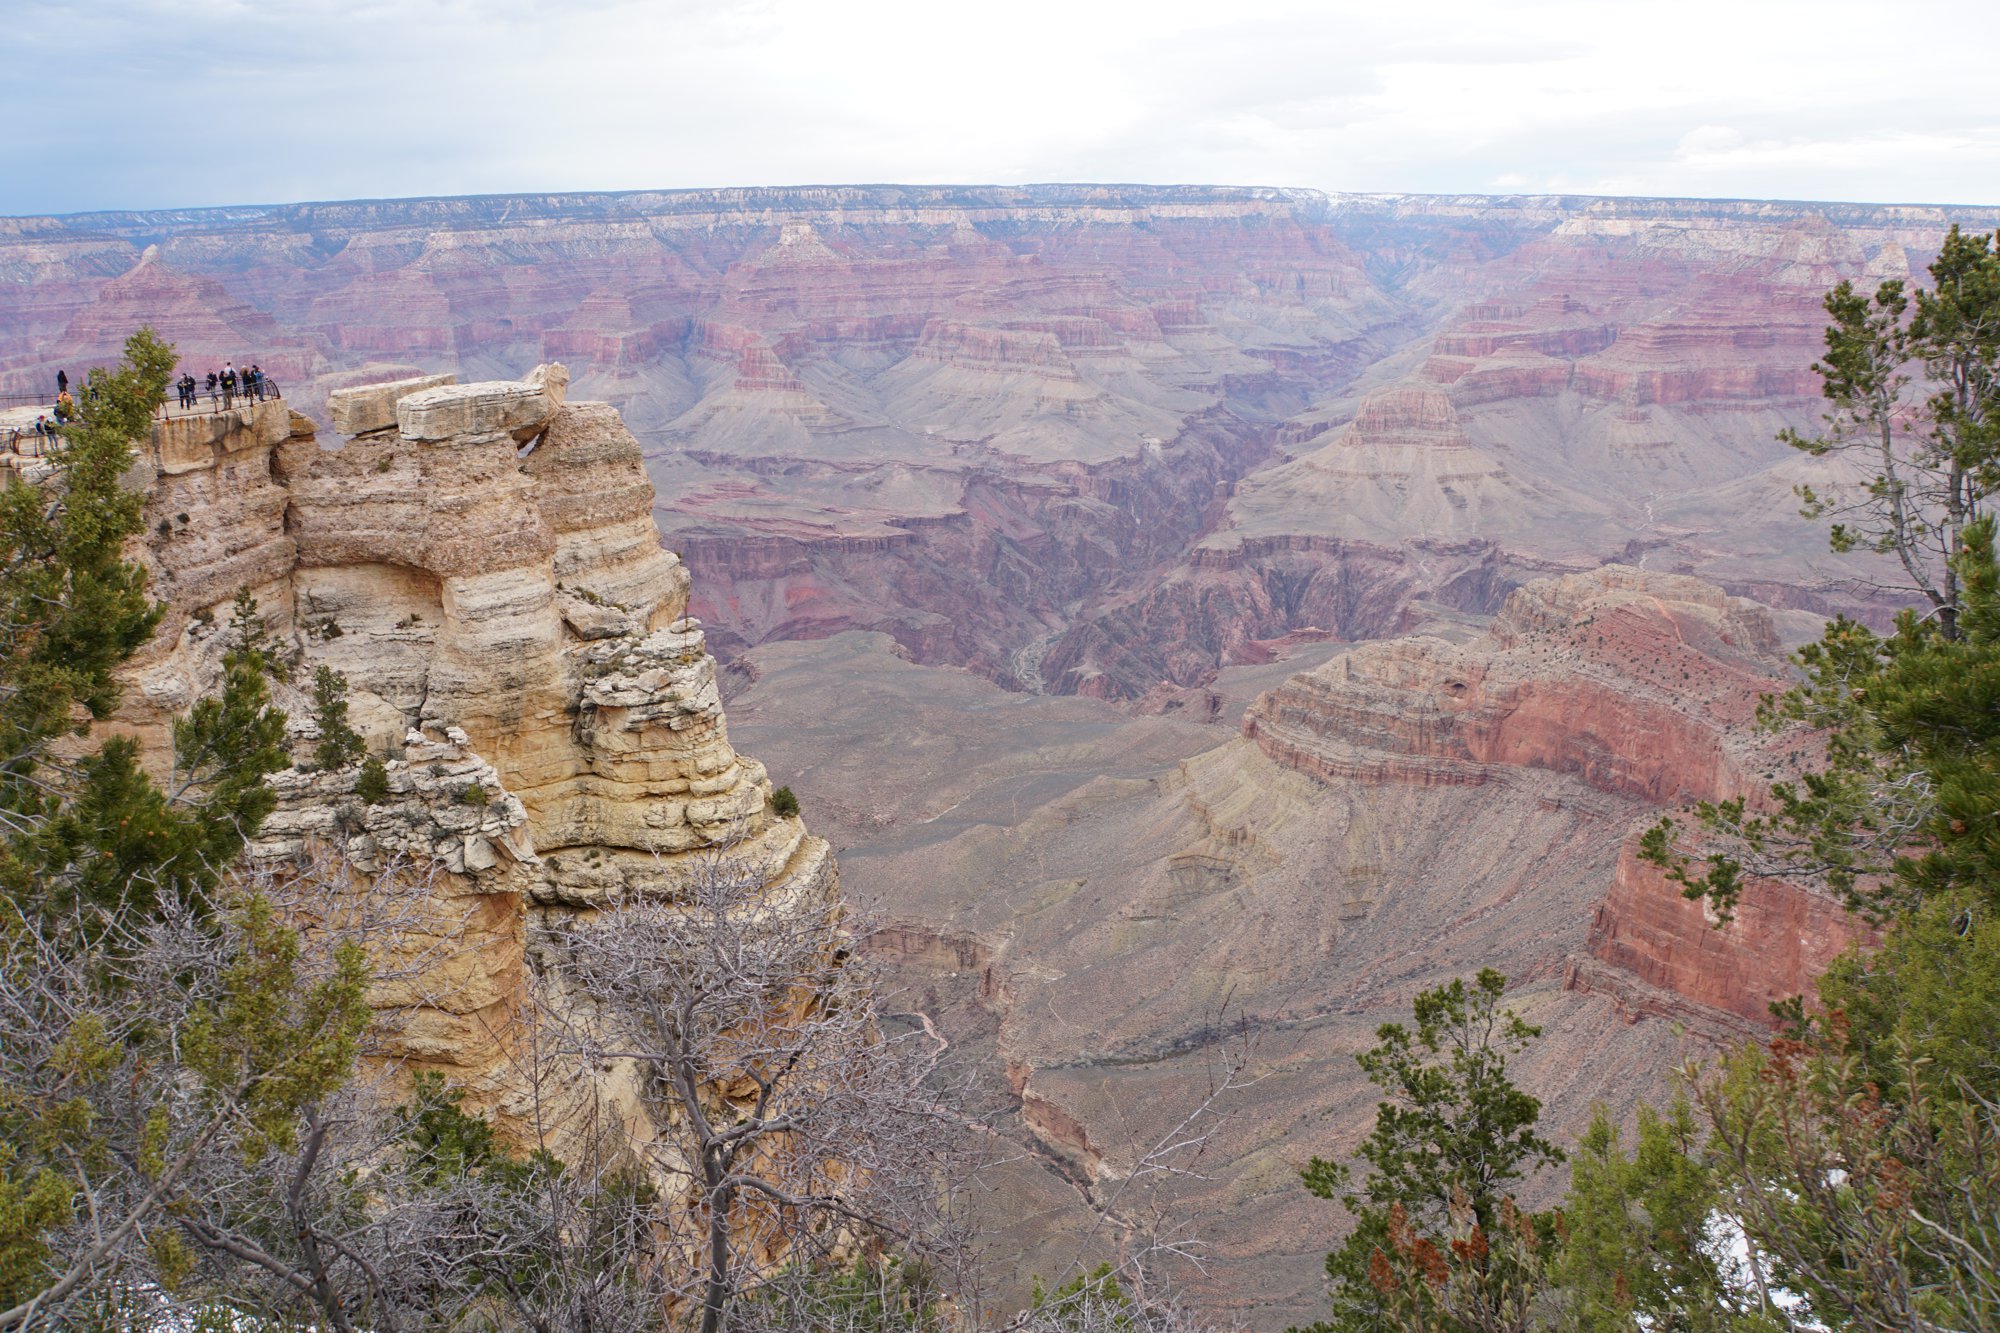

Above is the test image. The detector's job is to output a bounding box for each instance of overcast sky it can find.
[7,0,1997,216]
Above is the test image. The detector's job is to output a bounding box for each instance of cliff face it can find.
[1244,565,1782,803]
[1573,840,1868,1028]
[110,368,829,1132]
[1242,565,1868,1028]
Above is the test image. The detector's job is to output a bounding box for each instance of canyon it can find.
[4,184,1991,1324]
[5,188,1981,697]
[725,567,1866,1322]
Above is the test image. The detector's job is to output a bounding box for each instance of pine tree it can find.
[1632,229,2000,1327]
[309,666,365,772]
[1786,225,2000,639]
[0,331,169,811]
[0,332,312,1325]
[1643,515,2000,926]
[1555,1101,1782,1331]
[1645,227,2000,925]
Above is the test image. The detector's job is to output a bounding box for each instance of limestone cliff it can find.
[109,367,831,1137]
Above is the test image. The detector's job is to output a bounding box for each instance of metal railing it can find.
[0,378,285,458]
[0,379,284,420]
[0,425,57,459]
[158,378,284,419]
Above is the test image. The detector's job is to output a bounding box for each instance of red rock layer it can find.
[1580,838,1870,1028]
[1242,566,1868,1025]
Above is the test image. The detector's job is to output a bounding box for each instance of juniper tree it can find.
[0,331,287,935]
[1298,970,1562,1333]
[0,859,374,1330]
[548,853,969,1333]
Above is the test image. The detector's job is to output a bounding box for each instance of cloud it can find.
[4,0,1996,213]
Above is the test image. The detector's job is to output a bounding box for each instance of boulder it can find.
[397,379,557,445]
[328,372,457,436]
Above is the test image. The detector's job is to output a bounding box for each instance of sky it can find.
[6,0,1998,216]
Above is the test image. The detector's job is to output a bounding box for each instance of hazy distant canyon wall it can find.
[7,186,1995,702]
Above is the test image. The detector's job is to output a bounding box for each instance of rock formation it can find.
[1243,565,1869,1028]
[1244,565,1785,804]
[0,185,1949,1316]
[107,367,829,1139]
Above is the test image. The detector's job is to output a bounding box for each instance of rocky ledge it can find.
[107,366,832,1144]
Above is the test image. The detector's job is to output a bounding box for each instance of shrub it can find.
[310,666,365,771]
[355,756,389,806]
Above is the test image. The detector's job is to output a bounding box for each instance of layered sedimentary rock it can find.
[1243,565,1783,802]
[12,187,1987,698]
[109,367,828,1135]
[1572,840,1868,1029]
[1242,565,1868,1028]
[1,183,1959,1325]
[714,566,1872,1323]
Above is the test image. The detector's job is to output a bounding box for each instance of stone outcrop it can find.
[1244,566,1783,802]
[110,366,830,1142]
[1243,565,1868,1025]
[327,371,456,436]
[1570,836,1870,1030]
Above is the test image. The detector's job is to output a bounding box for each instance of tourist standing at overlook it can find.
[54,368,66,398]
[221,363,236,408]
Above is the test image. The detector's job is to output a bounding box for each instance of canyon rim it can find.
[5,183,1998,1326]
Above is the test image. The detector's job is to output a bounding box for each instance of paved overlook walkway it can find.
[0,383,285,476]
